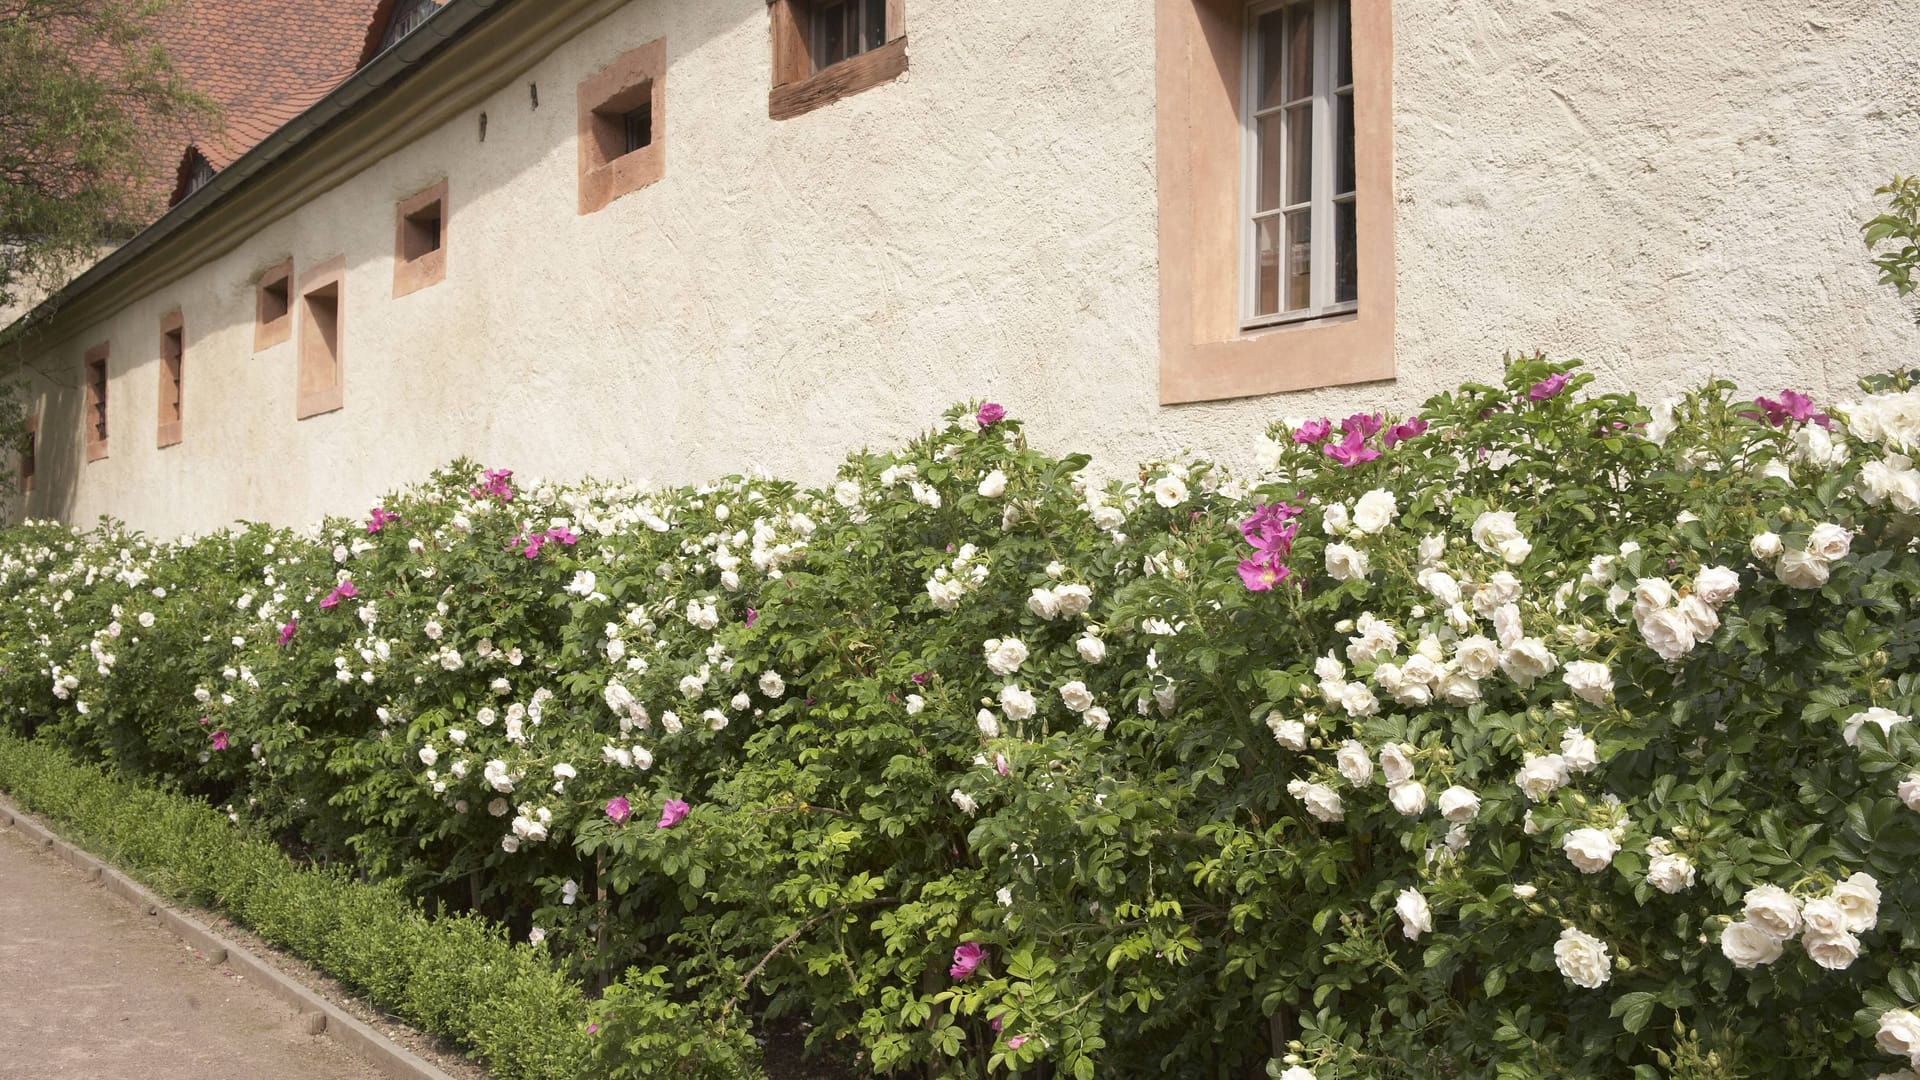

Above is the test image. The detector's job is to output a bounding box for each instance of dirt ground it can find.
[0,822,382,1080]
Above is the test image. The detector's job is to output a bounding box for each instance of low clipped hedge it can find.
[0,733,592,1080]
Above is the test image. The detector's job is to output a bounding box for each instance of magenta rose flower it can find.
[1529,373,1571,401]
[210,730,229,751]
[976,402,1006,427]
[606,796,632,825]
[1292,417,1332,444]
[657,798,690,829]
[950,941,986,980]
[1383,417,1428,447]
[1323,427,1380,468]
[277,620,297,646]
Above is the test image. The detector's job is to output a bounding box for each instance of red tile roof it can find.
[136,0,447,211]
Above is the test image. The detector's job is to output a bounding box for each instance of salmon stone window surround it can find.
[1156,0,1394,405]
[297,256,346,420]
[394,179,449,297]
[577,38,667,215]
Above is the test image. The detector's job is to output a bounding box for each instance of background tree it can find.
[1,0,210,315]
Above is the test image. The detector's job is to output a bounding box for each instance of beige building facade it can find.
[9,0,1919,535]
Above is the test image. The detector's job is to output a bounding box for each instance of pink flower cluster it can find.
[318,579,358,610]
[511,526,580,559]
[1293,412,1426,468]
[470,468,515,502]
[1236,502,1301,592]
[366,507,400,535]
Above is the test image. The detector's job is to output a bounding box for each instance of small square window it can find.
[83,343,109,462]
[769,0,906,120]
[298,256,346,419]
[255,258,294,351]
[576,39,666,215]
[158,311,184,448]
[394,180,448,297]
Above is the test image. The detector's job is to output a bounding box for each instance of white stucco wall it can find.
[17,0,1920,534]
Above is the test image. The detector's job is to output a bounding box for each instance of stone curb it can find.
[0,797,460,1080]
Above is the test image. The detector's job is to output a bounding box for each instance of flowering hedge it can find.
[8,358,1920,1077]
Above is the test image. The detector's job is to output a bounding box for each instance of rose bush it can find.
[8,359,1920,1077]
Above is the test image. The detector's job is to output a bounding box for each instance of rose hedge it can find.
[7,359,1920,1077]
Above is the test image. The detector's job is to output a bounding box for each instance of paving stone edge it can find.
[0,795,461,1080]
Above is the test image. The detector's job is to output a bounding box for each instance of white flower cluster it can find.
[926,543,989,611]
[1750,522,1851,590]
[1721,875,1880,972]
[1630,565,1738,662]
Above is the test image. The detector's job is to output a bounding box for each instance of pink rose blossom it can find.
[1007,1035,1029,1050]
[277,620,297,646]
[606,797,631,824]
[1340,412,1383,438]
[657,798,690,829]
[949,941,986,980]
[1528,373,1571,401]
[1323,427,1380,468]
[1237,557,1289,592]
[976,402,1007,427]
[1291,418,1332,445]
[1383,417,1429,447]
[366,507,399,534]
[745,607,758,628]
[210,730,229,751]
[1755,389,1831,428]
[319,579,358,610]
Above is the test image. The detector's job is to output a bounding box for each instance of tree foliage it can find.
[0,0,209,312]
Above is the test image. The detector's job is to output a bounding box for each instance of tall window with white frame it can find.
[1244,0,1356,327]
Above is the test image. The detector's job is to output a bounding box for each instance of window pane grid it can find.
[1242,0,1357,328]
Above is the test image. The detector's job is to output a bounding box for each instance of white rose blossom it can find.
[1352,489,1397,535]
[1742,885,1802,941]
[1394,888,1432,940]
[1720,920,1784,969]
[1552,927,1611,989]
[1437,786,1480,823]
[1335,740,1374,785]
[1561,827,1619,874]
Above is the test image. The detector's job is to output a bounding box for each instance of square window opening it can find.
[402,201,442,262]
[262,277,290,322]
[589,82,655,166]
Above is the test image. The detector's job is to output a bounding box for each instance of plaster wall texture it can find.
[16,0,1920,536]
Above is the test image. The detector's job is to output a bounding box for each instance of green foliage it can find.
[8,360,1920,1078]
[0,734,593,1080]
[1865,175,1920,322]
[0,0,214,312]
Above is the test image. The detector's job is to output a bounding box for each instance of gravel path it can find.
[0,821,382,1080]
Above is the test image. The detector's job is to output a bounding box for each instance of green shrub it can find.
[0,735,591,1080]
[13,357,1920,1076]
